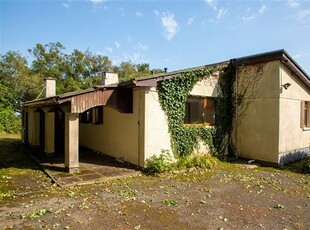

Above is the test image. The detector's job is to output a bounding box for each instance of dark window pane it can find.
[184,96,215,125]
[95,106,103,124]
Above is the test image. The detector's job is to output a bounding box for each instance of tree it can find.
[28,42,65,80]
[0,51,42,111]
[0,41,163,133]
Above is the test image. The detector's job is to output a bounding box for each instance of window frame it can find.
[301,101,310,129]
[94,106,104,125]
[79,106,104,125]
[79,109,92,124]
[184,96,216,126]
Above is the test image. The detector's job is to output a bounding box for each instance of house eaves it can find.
[118,61,230,88]
[231,49,310,89]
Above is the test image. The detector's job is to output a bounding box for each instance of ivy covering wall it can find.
[157,67,216,158]
[157,63,237,159]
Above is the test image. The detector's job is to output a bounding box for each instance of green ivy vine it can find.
[214,63,237,158]
[157,67,216,158]
[157,63,237,159]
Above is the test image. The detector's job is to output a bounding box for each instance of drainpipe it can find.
[138,90,142,167]
[235,67,238,158]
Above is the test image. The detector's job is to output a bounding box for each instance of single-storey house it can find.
[21,50,310,172]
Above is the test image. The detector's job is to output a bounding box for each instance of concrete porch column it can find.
[44,112,55,153]
[65,113,79,172]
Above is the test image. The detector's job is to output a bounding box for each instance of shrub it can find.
[144,150,173,174]
[302,157,310,174]
[145,150,217,175]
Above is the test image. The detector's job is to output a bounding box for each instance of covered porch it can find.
[22,85,133,173]
[26,146,139,187]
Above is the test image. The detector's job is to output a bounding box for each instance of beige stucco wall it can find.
[44,112,55,153]
[234,61,280,163]
[78,76,220,167]
[143,88,171,160]
[79,87,171,167]
[79,88,141,166]
[190,76,219,97]
[26,108,40,146]
[278,64,310,163]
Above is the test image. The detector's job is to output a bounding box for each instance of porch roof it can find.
[22,85,133,113]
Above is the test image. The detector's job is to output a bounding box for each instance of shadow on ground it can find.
[0,136,140,188]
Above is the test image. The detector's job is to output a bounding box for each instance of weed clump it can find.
[144,150,216,175]
[144,150,174,174]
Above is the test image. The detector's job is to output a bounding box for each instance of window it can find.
[79,109,92,124]
[184,96,215,126]
[94,106,103,124]
[301,101,310,128]
[79,107,103,125]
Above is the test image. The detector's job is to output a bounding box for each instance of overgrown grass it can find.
[0,134,50,201]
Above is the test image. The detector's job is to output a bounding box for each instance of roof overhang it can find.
[231,49,310,89]
[22,86,133,114]
[118,61,229,88]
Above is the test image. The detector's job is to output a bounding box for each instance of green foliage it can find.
[302,156,310,174]
[114,61,164,81]
[214,64,237,157]
[177,154,216,169]
[0,190,17,198]
[157,68,216,158]
[163,199,177,206]
[0,109,21,134]
[0,83,21,134]
[78,203,89,209]
[117,188,138,199]
[145,150,217,174]
[1,41,162,134]
[144,150,173,174]
[22,209,50,220]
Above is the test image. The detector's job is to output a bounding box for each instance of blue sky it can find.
[1,0,310,73]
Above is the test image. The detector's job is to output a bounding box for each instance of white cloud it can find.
[217,8,227,19]
[62,3,70,8]
[294,52,310,59]
[296,9,310,23]
[156,11,179,40]
[287,0,300,8]
[259,5,266,14]
[242,5,266,22]
[205,0,217,10]
[205,0,227,21]
[242,15,256,21]
[136,11,143,17]
[114,52,148,65]
[186,16,195,25]
[89,0,107,4]
[137,42,149,51]
[105,47,113,53]
[115,41,120,49]
[127,35,132,43]
[154,10,159,16]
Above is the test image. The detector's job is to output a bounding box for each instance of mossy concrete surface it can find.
[0,134,309,229]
